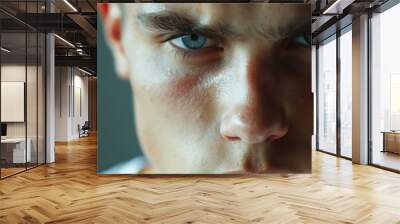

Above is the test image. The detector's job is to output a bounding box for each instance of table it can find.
[381,131,400,154]
[1,138,31,163]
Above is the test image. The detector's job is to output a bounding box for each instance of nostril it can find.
[266,126,288,142]
[224,135,241,141]
[220,109,288,144]
[267,134,280,142]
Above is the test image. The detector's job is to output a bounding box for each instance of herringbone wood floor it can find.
[0,134,400,224]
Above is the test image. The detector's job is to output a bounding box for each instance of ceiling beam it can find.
[67,13,97,39]
[55,55,96,72]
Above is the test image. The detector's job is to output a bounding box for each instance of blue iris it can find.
[294,35,311,46]
[181,34,207,49]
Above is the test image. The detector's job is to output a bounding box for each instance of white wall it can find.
[55,67,89,141]
[55,67,70,141]
[71,73,89,138]
[1,65,39,137]
[1,66,26,139]
[1,64,46,164]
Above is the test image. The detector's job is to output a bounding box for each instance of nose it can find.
[219,48,288,144]
[220,105,288,144]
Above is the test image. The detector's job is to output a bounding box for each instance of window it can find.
[317,36,337,154]
[370,2,400,171]
[339,28,352,158]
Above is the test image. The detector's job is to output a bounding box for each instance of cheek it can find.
[165,74,217,125]
[268,52,311,127]
[127,38,219,123]
[274,52,311,99]
[132,71,224,172]
[132,67,219,134]
[149,62,219,116]
[169,73,203,98]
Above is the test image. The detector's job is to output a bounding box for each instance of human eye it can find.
[167,33,220,50]
[293,34,311,47]
[279,33,311,52]
[277,33,310,73]
[162,32,223,63]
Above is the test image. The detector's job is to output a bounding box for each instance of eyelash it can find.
[163,33,187,43]
[162,33,309,62]
[163,32,221,61]
[286,34,311,48]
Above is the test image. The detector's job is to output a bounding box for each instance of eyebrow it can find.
[256,22,310,41]
[137,11,239,39]
[137,11,308,41]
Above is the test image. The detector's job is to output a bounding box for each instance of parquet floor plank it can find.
[0,134,399,223]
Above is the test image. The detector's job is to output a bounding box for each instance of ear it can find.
[99,3,129,79]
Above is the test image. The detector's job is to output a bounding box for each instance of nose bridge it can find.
[220,46,287,144]
[232,46,270,112]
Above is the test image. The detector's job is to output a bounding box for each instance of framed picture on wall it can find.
[1,81,25,123]
[97,2,313,174]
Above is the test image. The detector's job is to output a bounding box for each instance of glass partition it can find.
[370,3,400,171]
[1,31,28,178]
[317,35,337,154]
[0,0,46,179]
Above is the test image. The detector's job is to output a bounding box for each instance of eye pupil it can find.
[190,34,199,41]
[181,34,207,49]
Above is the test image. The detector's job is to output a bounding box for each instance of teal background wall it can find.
[97,15,143,172]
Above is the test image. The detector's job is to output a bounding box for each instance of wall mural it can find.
[98,3,312,174]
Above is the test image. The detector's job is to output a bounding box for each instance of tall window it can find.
[371,2,400,171]
[317,36,337,154]
[339,28,352,158]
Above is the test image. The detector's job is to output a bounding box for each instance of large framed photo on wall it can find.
[97,2,312,174]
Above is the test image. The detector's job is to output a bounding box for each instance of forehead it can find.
[124,3,309,34]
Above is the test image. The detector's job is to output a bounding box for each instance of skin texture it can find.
[100,3,313,174]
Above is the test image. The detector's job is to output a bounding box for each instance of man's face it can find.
[103,3,312,173]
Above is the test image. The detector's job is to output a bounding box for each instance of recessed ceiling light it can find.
[54,34,75,48]
[78,67,93,76]
[322,0,354,15]
[1,47,11,53]
[63,0,78,12]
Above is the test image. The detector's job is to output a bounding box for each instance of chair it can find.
[78,121,90,138]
